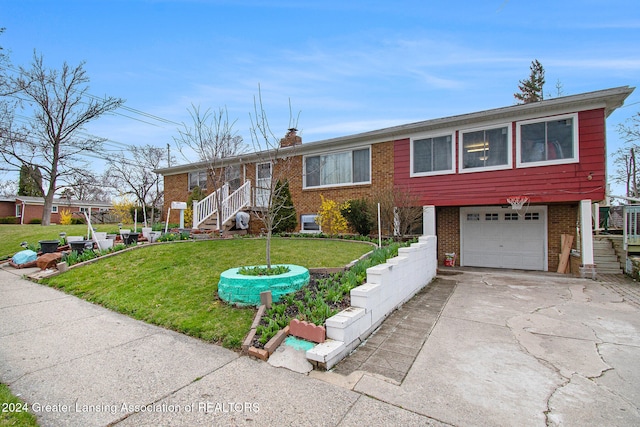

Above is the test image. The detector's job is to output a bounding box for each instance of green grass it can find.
[0,224,125,260]
[41,238,373,349]
[0,383,39,427]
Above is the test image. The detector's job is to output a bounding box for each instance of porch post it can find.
[423,205,436,236]
[580,199,595,271]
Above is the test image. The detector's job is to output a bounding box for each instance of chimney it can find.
[280,128,302,148]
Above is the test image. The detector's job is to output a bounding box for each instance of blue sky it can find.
[1,0,639,194]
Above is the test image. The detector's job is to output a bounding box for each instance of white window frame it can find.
[516,113,579,168]
[188,170,208,191]
[300,214,321,233]
[303,146,371,189]
[410,132,456,177]
[51,205,58,213]
[15,204,22,217]
[79,207,90,213]
[459,123,512,173]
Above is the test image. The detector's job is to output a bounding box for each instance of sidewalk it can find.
[0,265,440,427]
[2,264,639,426]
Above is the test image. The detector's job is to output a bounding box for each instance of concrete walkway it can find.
[2,263,639,426]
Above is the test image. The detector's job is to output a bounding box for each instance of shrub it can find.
[28,218,42,224]
[238,265,290,276]
[316,195,348,234]
[341,198,374,236]
[272,180,297,233]
[59,209,73,225]
[70,217,85,224]
[0,216,19,224]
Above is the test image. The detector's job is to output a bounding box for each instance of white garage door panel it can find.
[461,206,547,271]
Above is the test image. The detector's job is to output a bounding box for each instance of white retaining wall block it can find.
[308,234,438,370]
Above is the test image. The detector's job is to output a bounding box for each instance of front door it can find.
[255,162,272,208]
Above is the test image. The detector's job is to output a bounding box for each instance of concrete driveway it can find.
[1,264,639,426]
[345,269,640,426]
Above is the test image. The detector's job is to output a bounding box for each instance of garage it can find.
[460,206,547,271]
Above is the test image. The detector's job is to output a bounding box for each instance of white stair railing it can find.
[220,180,252,227]
[192,184,228,230]
[192,181,251,230]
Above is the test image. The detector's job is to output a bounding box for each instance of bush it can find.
[70,217,85,224]
[341,198,373,236]
[59,209,73,225]
[0,216,19,224]
[28,218,42,224]
[316,195,348,234]
[272,180,297,233]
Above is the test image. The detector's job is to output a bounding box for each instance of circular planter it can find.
[39,240,60,254]
[218,264,310,307]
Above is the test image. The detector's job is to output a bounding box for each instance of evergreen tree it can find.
[18,164,44,197]
[514,59,545,104]
[272,180,297,233]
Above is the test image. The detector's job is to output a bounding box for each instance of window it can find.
[525,212,540,221]
[485,213,499,221]
[300,214,321,233]
[505,213,519,221]
[304,147,370,188]
[79,207,89,213]
[51,205,58,213]
[466,213,480,221]
[411,134,454,176]
[225,165,241,192]
[517,114,578,166]
[188,170,208,191]
[461,125,510,171]
[15,204,22,217]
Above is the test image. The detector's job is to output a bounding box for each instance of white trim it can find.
[458,123,513,173]
[515,113,579,168]
[300,213,321,233]
[410,132,456,177]
[51,205,58,213]
[303,146,372,189]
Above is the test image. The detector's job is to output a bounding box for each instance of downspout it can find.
[20,202,25,225]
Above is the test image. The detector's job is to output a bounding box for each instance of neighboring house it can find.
[0,196,113,224]
[157,86,634,272]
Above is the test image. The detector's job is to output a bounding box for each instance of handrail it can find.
[220,180,252,227]
[192,181,251,230]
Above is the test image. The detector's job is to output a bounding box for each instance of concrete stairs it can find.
[593,235,624,274]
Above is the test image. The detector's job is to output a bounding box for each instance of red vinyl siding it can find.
[394,109,606,206]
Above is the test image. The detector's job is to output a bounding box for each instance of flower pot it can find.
[141,227,153,239]
[123,232,139,245]
[39,240,60,254]
[93,232,107,240]
[66,236,83,243]
[69,240,93,254]
[149,231,161,243]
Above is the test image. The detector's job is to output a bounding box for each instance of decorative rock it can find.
[36,252,63,270]
[260,291,273,309]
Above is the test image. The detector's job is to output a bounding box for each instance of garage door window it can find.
[505,213,519,220]
[485,213,499,221]
[525,212,540,220]
[467,213,480,221]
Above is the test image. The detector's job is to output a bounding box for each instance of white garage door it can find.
[460,206,547,271]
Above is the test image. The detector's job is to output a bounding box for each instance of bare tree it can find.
[614,113,640,199]
[373,184,423,240]
[173,105,245,228]
[248,90,300,268]
[106,145,169,226]
[61,171,113,202]
[0,52,124,225]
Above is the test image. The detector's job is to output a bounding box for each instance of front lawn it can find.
[0,224,123,260]
[41,238,373,349]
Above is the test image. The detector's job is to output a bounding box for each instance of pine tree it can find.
[18,164,44,197]
[272,180,297,233]
[514,59,545,104]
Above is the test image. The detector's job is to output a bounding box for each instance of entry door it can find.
[255,163,272,207]
[460,206,547,270]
